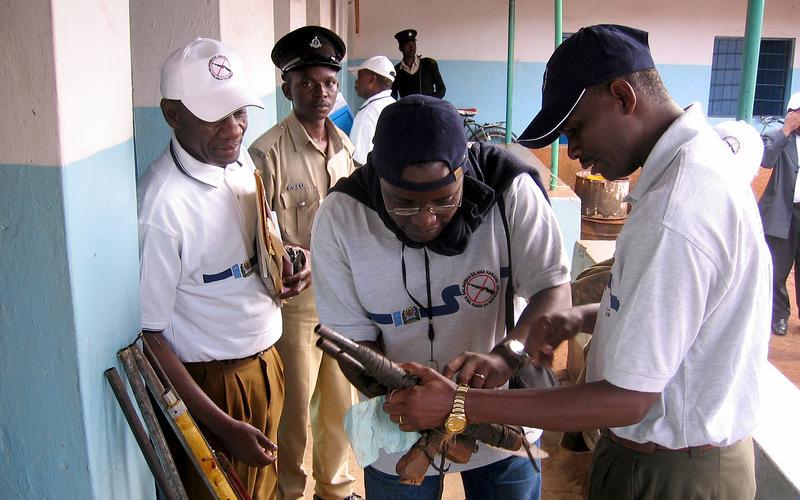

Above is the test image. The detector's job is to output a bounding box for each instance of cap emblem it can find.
[408,31,413,37]
[208,55,233,80]
[309,36,322,49]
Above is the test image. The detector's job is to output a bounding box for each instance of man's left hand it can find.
[280,246,311,299]
[442,351,514,389]
[383,362,456,432]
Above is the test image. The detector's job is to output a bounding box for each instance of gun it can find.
[315,325,543,485]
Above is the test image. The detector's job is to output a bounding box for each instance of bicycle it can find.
[457,107,518,144]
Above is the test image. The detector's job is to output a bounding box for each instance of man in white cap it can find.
[349,56,397,166]
[760,91,800,336]
[138,37,295,499]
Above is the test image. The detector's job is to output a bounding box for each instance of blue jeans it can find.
[364,454,541,500]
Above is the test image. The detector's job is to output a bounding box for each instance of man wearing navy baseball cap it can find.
[388,25,770,499]
[311,95,571,499]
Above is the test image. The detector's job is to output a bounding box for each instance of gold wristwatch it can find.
[444,384,469,434]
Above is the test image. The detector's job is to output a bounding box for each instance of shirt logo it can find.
[309,36,322,49]
[208,55,233,80]
[401,306,421,325]
[286,183,306,191]
[462,270,499,308]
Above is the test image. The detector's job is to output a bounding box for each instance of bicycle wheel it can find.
[469,125,518,144]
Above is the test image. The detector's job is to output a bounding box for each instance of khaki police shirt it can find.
[248,112,355,249]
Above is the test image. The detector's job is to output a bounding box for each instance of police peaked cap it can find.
[271,26,346,74]
[394,29,417,43]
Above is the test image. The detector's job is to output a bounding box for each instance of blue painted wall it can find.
[0,140,150,499]
[134,93,277,177]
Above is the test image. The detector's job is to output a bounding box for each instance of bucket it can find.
[574,171,630,219]
[574,171,630,240]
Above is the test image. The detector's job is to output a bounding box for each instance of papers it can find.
[255,171,289,302]
[344,395,421,468]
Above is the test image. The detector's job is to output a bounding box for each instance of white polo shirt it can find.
[138,136,282,362]
[586,104,772,448]
[349,89,395,165]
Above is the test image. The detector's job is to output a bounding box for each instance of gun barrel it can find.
[315,324,419,390]
[315,324,362,355]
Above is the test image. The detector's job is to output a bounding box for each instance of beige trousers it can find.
[183,348,284,500]
[276,286,356,500]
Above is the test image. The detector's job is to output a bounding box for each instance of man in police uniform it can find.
[391,29,446,99]
[248,26,357,500]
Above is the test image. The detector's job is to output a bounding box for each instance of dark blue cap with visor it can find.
[518,24,655,149]
[370,95,469,192]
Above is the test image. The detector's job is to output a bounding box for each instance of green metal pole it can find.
[550,0,562,190]
[736,0,764,122]
[505,0,516,144]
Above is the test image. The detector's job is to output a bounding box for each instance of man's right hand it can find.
[221,418,278,467]
[783,110,800,137]
[528,304,598,367]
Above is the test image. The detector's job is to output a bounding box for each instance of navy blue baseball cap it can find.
[370,95,469,191]
[518,24,655,149]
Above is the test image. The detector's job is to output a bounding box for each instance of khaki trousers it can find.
[589,435,755,500]
[277,286,356,500]
[182,348,284,500]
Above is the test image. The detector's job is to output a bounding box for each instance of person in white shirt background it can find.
[348,56,396,167]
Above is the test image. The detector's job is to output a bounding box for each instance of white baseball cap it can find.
[788,92,800,111]
[161,38,263,122]
[348,56,396,82]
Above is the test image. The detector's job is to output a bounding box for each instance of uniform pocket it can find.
[278,186,321,242]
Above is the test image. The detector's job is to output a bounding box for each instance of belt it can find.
[184,346,273,369]
[602,429,718,456]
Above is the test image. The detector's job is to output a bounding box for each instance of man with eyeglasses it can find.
[310,95,571,499]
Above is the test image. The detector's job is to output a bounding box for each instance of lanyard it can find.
[401,244,436,365]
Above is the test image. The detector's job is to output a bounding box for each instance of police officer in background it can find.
[391,29,446,99]
[248,26,358,500]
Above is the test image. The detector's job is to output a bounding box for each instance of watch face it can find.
[508,339,526,356]
[445,415,467,433]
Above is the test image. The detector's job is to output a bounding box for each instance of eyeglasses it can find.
[386,198,463,217]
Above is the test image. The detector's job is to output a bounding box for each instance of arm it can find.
[429,60,446,98]
[442,283,571,388]
[141,332,277,466]
[443,173,572,387]
[310,199,382,344]
[138,223,276,466]
[761,111,799,168]
[385,362,659,432]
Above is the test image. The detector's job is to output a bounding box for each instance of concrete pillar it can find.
[0,1,149,498]
[273,0,308,120]
[130,0,277,175]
